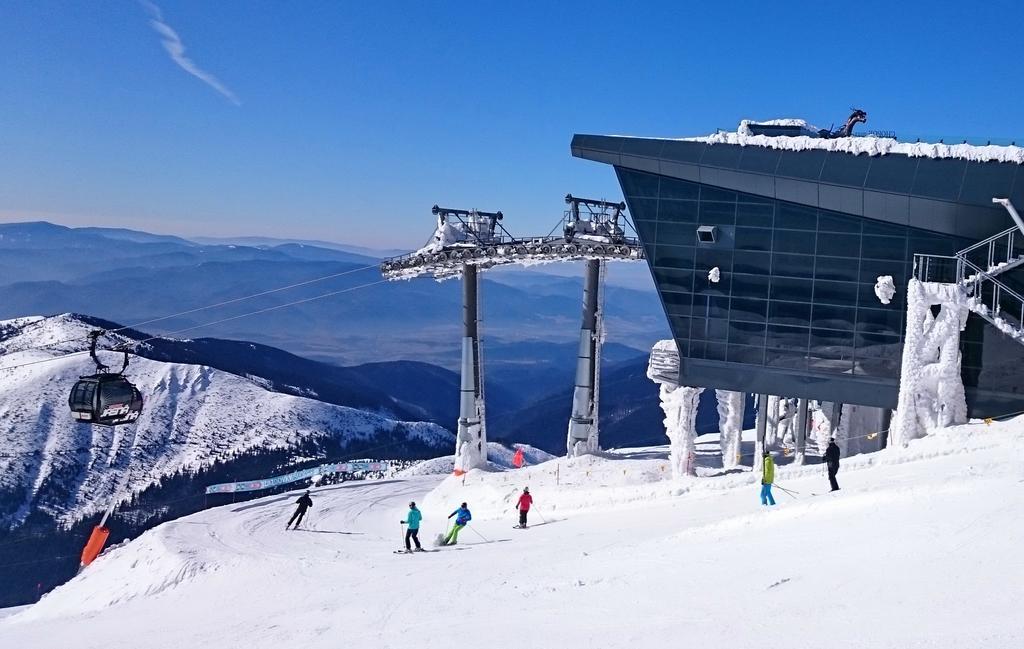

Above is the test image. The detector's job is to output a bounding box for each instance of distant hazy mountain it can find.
[189,235,408,259]
[0,221,668,368]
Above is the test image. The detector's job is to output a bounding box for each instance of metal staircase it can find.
[914,200,1024,345]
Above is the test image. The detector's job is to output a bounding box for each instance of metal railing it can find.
[914,252,1024,340]
[956,226,1024,279]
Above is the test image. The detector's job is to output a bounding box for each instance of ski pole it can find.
[774,484,799,497]
[467,525,490,543]
[533,506,548,524]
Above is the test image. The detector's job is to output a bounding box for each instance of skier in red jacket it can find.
[515,487,533,528]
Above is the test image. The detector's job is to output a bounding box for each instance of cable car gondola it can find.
[68,331,143,426]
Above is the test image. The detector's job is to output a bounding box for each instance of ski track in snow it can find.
[1,419,1022,648]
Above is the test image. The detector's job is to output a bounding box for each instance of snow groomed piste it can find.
[380,195,646,471]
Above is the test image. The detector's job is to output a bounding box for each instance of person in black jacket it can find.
[824,438,841,492]
[286,490,314,529]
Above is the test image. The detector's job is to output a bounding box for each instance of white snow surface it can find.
[0,315,452,528]
[874,274,896,304]
[670,119,1024,164]
[708,266,720,283]
[2,419,1021,648]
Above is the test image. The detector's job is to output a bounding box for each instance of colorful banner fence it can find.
[205,461,388,495]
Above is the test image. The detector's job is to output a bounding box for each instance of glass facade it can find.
[617,167,1008,407]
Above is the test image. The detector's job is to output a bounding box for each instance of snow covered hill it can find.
[0,314,453,529]
[3,419,1020,648]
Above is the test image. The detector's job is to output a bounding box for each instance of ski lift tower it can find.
[380,198,645,468]
[381,206,513,473]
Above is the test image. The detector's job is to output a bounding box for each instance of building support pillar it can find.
[454,264,486,473]
[715,390,744,469]
[795,398,809,465]
[567,259,603,457]
[754,393,768,472]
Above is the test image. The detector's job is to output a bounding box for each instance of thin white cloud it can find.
[140,0,240,106]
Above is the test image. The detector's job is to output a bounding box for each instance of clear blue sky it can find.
[2,0,1022,249]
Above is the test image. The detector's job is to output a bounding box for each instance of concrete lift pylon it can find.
[379,196,645,468]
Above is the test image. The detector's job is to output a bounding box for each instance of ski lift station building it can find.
[571,123,1024,418]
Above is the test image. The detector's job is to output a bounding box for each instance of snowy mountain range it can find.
[0,314,454,531]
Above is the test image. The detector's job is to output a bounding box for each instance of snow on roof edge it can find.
[606,118,1024,165]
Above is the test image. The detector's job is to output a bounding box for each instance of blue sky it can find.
[2,0,1022,249]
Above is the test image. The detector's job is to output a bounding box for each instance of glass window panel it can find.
[617,169,660,198]
[735,227,773,251]
[734,251,772,275]
[730,297,768,323]
[856,308,903,335]
[776,203,818,230]
[689,340,707,358]
[654,268,694,294]
[861,235,907,261]
[811,304,856,331]
[769,301,811,326]
[691,317,729,341]
[659,177,701,200]
[771,277,813,302]
[908,234,957,257]
[692,295,730,319]
[859,259,906,283]
[808,355,854,373]
[657,221,698,245]
[728,344,765,365]
[662,291,693,316]
[911,158,967,201]
[960,161,1018,205]
[668,316,691,340]
[816,256,860,282]
[732,273,770,299]
[773,230,816,255]
[654,244,695,269]
[854,332,902,356]
[816,232,861,258]
[817,211,862,233]
[696,248,734,273]
[699,145,742,169]
[766,324,809,350]
[737,147,781,174]
[854,357,899,377]
[862,219,907,236]
[819,152,871,187]
[705,342,728,361]
[776,150,827,180]
[626,198,659,223]
[695,273,732,295]
[810,328,854,350]
[764,348,808,370]
[736,203,774,227]
[698,201,736,225]
[772,253,814,279]
[728,321,766,346]
[700,186,738,202]
[864,155,919,193]
[814,280,859,306]
[657,199,699,224]
[634,218,657,242]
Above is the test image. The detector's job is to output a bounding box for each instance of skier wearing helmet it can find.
[515,487,533,528]
[443,503,472,545]
[400,501,424,552]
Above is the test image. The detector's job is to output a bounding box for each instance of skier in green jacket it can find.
[760,451,776,506]
[401,502,424,552]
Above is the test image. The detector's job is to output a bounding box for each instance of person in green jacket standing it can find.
[760,451,776,506]
[401,501,424,552]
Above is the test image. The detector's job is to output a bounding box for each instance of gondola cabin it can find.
[68,373,143,426]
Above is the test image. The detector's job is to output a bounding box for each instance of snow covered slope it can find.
[3,419,1021,648]
[0,315,453,529]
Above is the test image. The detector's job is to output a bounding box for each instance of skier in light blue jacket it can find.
[401,502,424,552]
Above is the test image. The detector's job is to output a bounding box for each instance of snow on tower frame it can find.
[379,199,646,464]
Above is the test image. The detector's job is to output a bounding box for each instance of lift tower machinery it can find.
[380,197,645,470]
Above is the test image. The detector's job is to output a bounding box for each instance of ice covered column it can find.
[890,279,968,446]
[648,340,703,478]
[658,384,704,478]
[715,390,744,469]
[764,395,781,448]
[453,264,487,473]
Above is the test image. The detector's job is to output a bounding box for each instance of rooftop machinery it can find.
[380,196,645,470]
